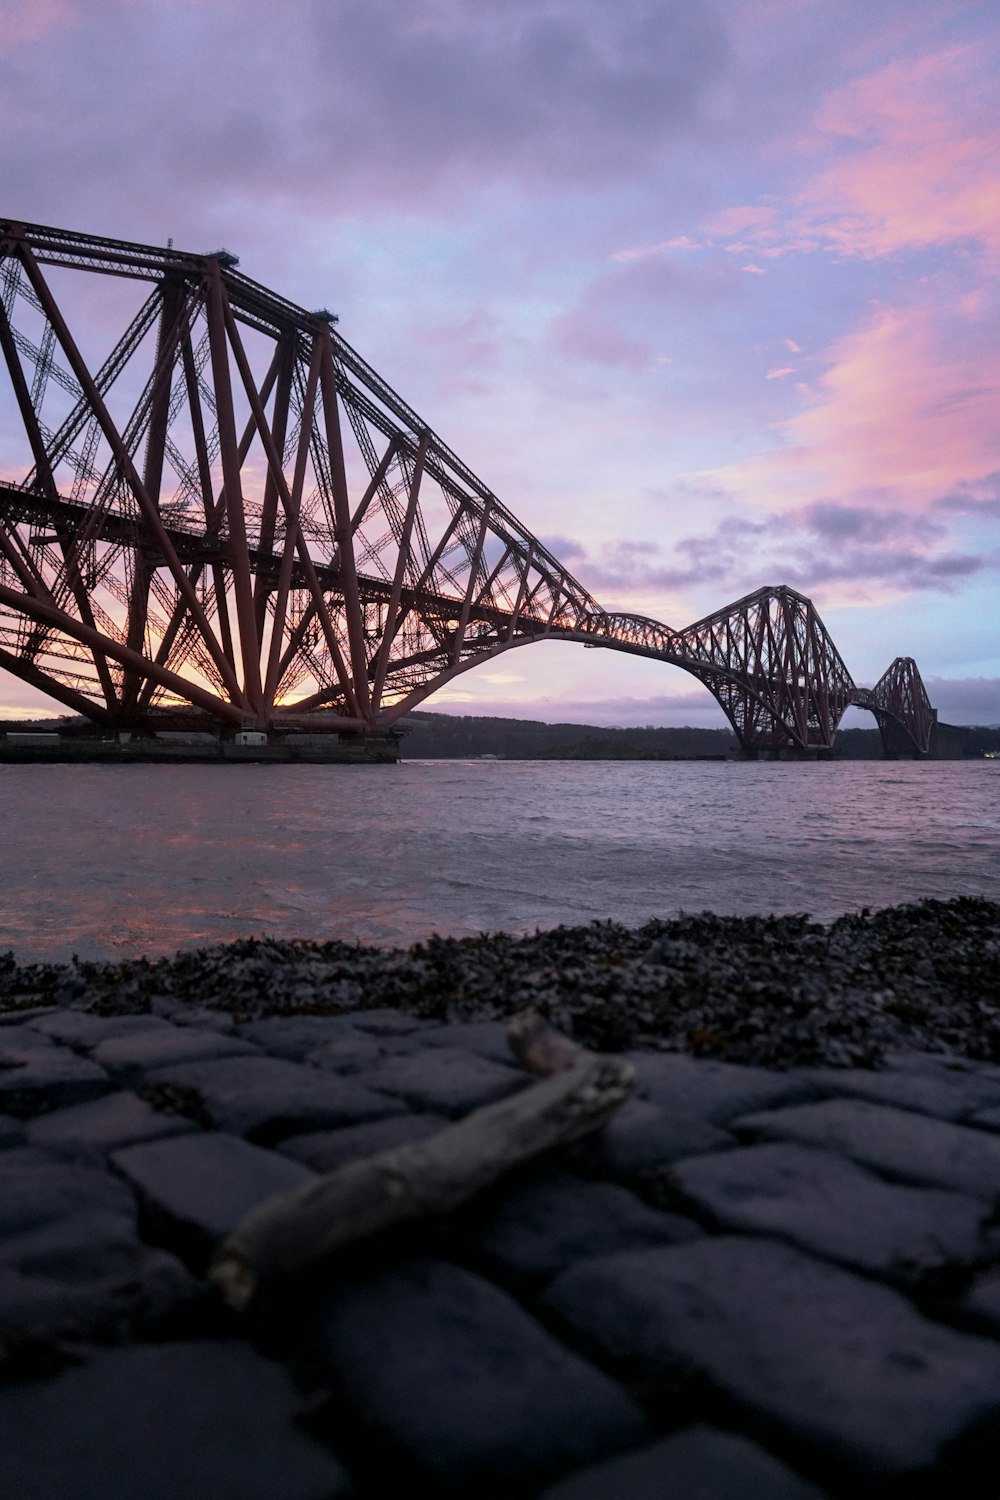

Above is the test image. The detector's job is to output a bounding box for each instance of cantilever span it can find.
[0,219,934,756]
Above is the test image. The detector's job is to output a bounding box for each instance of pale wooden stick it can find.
[210,1017,633,1310]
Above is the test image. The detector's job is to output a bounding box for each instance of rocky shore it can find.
[2,897,1000,1497]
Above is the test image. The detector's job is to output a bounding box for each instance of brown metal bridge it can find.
[0,220,935,756]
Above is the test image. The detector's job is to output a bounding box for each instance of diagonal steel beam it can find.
[14,239,247,710]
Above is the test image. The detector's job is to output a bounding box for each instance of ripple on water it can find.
[0,759,996,963]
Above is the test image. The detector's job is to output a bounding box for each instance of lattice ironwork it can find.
[0,219,935,756]
[850,657,935,756]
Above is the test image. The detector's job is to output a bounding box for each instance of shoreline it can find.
[4,897,998,1071]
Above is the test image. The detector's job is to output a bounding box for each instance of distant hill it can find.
[4,709,996,760]
[397,712,1000,761]
[398,713,740,760]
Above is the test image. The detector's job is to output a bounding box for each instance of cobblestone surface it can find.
[4,965,1000,1495]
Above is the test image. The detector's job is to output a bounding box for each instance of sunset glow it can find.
[0,0,997,727]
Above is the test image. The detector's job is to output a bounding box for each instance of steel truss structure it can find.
[0,221,935,755]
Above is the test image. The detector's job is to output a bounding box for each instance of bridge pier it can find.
[874,708,937,759]
[737,746,836,762]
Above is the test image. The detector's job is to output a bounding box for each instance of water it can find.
[0,759,996,965]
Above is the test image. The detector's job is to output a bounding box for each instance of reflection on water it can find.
[0,760,997,964]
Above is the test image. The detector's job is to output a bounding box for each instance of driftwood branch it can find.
[210,1015,633,1310]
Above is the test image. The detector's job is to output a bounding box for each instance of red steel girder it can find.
[0,218,936,751]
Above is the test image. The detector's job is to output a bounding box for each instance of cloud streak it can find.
[704,300,1000,512]
[564,495,996,615]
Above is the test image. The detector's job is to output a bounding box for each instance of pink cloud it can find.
[705,205,778,238]
[0,0,70,56]
[710,300,1000,508]
[802,47,1000,261]
[611,235,702,262]
[686,46,1000,269]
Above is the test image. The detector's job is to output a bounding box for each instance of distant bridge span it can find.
[0,220,934,756]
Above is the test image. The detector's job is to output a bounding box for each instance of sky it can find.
[1,0,998,728]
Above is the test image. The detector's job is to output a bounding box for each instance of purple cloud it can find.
[933,472,1000,519]
[924,677,1000,725]
[573,502,994,610]
[800,502,944,546]
[0,1,731,235]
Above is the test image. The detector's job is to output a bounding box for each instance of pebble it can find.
[6,897,995,1069]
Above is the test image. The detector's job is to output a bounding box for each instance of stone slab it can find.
[734,1098,1000,1197]
[339,1006,432,1035]
[465,1166,702,1291]
[0,1039,109,1117]
[0,1006,58,1027]
[278,1111,449,1171]
[581,1097,730,1178]
[93,1026,259,1080]
[667,1142,996,1282]
[543,1236,1000,1480]
[961,1268,1000,1337]
[238,1014,383,1068]
[26,1090,196,1157]
[112,1132,314,1260]
[0,1240,200,1354]
[30,1011,171,1050]
[627,1050,820,1123]
[310,1257,650,1495]
[165,1005,239,1032]
[802,1064,1000,1123]
[354,1046,526,1117]
[0,1147,200,1350]
[0,1264,110,1356]
[418,1020,516,1065]
[0,1341,352,1499]
[2,1204,146,1282]
[0,1023,55,1049]
[539,1424,831,1500]
[0,1147,136,1239]
[140,1054,403,1141]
